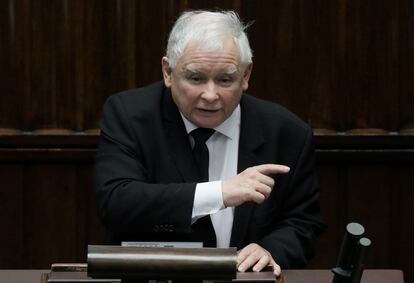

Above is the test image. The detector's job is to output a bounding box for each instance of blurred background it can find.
[0,1,413,282]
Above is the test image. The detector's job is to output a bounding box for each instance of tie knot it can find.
[190,128,215,144]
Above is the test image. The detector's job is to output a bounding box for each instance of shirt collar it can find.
[180,105,241,140]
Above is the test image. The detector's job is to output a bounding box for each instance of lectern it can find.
[43,245,278,283]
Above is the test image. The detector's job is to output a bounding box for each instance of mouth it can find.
[196,108,220,114]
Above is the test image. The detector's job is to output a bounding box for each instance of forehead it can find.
[177,39,242,71]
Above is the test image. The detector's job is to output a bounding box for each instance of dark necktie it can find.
[190,128,215,182]
[190,127,216,248]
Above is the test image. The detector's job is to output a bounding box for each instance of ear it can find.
[242,63,253,91]
[161,56,173,87]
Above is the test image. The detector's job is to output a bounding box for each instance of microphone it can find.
[332,223,371,283]
[350,237,371,283]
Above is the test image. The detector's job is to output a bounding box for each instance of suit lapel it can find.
[161,88,200,182]
[161,88,217,246]
[230,95,266,248]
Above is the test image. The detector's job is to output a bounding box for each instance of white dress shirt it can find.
[181,105,241,248]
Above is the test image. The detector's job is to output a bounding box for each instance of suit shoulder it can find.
[241,94,311,132]
[103,81,165,116]
[108,81,165,105]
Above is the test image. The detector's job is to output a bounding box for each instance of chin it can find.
[195,119,222,129]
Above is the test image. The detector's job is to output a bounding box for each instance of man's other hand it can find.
[222,164,290,207]
[237,243,281,276]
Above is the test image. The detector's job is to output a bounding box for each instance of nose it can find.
[201,81,219,102]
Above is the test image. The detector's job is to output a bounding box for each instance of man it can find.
[94,10,325,276]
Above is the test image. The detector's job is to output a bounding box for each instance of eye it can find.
[217,76,234,86]
[185,74,205,84]
[190,76,201,83]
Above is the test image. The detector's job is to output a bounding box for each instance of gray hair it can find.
[166,10,253,68]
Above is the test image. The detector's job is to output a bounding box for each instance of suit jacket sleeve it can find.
[257,126,325,268]
[94,93,196,238]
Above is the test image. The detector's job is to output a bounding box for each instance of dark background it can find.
[0,1,413,283]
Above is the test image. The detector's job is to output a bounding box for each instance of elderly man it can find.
[94,10,325,276]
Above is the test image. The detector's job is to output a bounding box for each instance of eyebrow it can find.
[182,67,239,76]
[182,68,201,76]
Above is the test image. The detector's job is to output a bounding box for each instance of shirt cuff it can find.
[191,181,225,222]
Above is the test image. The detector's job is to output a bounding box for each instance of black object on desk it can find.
[332,223,372,283]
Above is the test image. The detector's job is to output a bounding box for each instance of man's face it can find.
[162,40,252,128]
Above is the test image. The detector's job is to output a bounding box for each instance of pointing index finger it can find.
[255,164,290,175]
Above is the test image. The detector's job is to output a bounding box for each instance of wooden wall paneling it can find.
[393,166,414,283]
[103,0,137,93]
[53,0,78,130]
[73,163,105,261]
[133,1,173,88]
[244,0,338,130]
[0,163,24,267]
[1,0,413,132]
[0,0,27,129]
[21,0,84,130]
[0,134,413,282]
[26,1,58,129]
[24,163,79,268]
[343,0,400,130]
[346,166,392,268]
[302,0,339,130]
[330,0,349,131]
[183,0,242,11]
[244,1,296,107]
[290,0,329,128]
[57,0,96,131]
[81,0,107,130]
[76,163,105,261]
[308,165,341,268]
[74,163,89,262]
[399,0,414,129]
[69,0,86,131]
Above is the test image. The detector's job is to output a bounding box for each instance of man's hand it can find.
[237,243,281,276]
[222,164,290,207]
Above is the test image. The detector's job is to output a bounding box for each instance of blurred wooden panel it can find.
[24,164,80,267]
[308,165,340,268]
[342,0,400,130]
[399,0,414,129]
[0,164,24,267]
[346,166,392,268]
[0,0,24,128]
[394,166,414,283]
[244,0,297,111]
[0,148,413,282]
[24,1,66,129]
[1,0,413,131]
[245,0,403,131]
[246,0,340,129]
[184,0,242,11]
[131,2,174,87]
[76,164,105,258]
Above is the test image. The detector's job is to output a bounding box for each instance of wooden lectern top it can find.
[0,269,404,283]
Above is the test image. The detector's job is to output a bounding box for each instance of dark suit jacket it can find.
[94,81,325,268]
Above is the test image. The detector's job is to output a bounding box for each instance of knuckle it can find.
[262,254,270,262]
[256,194,265,203]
